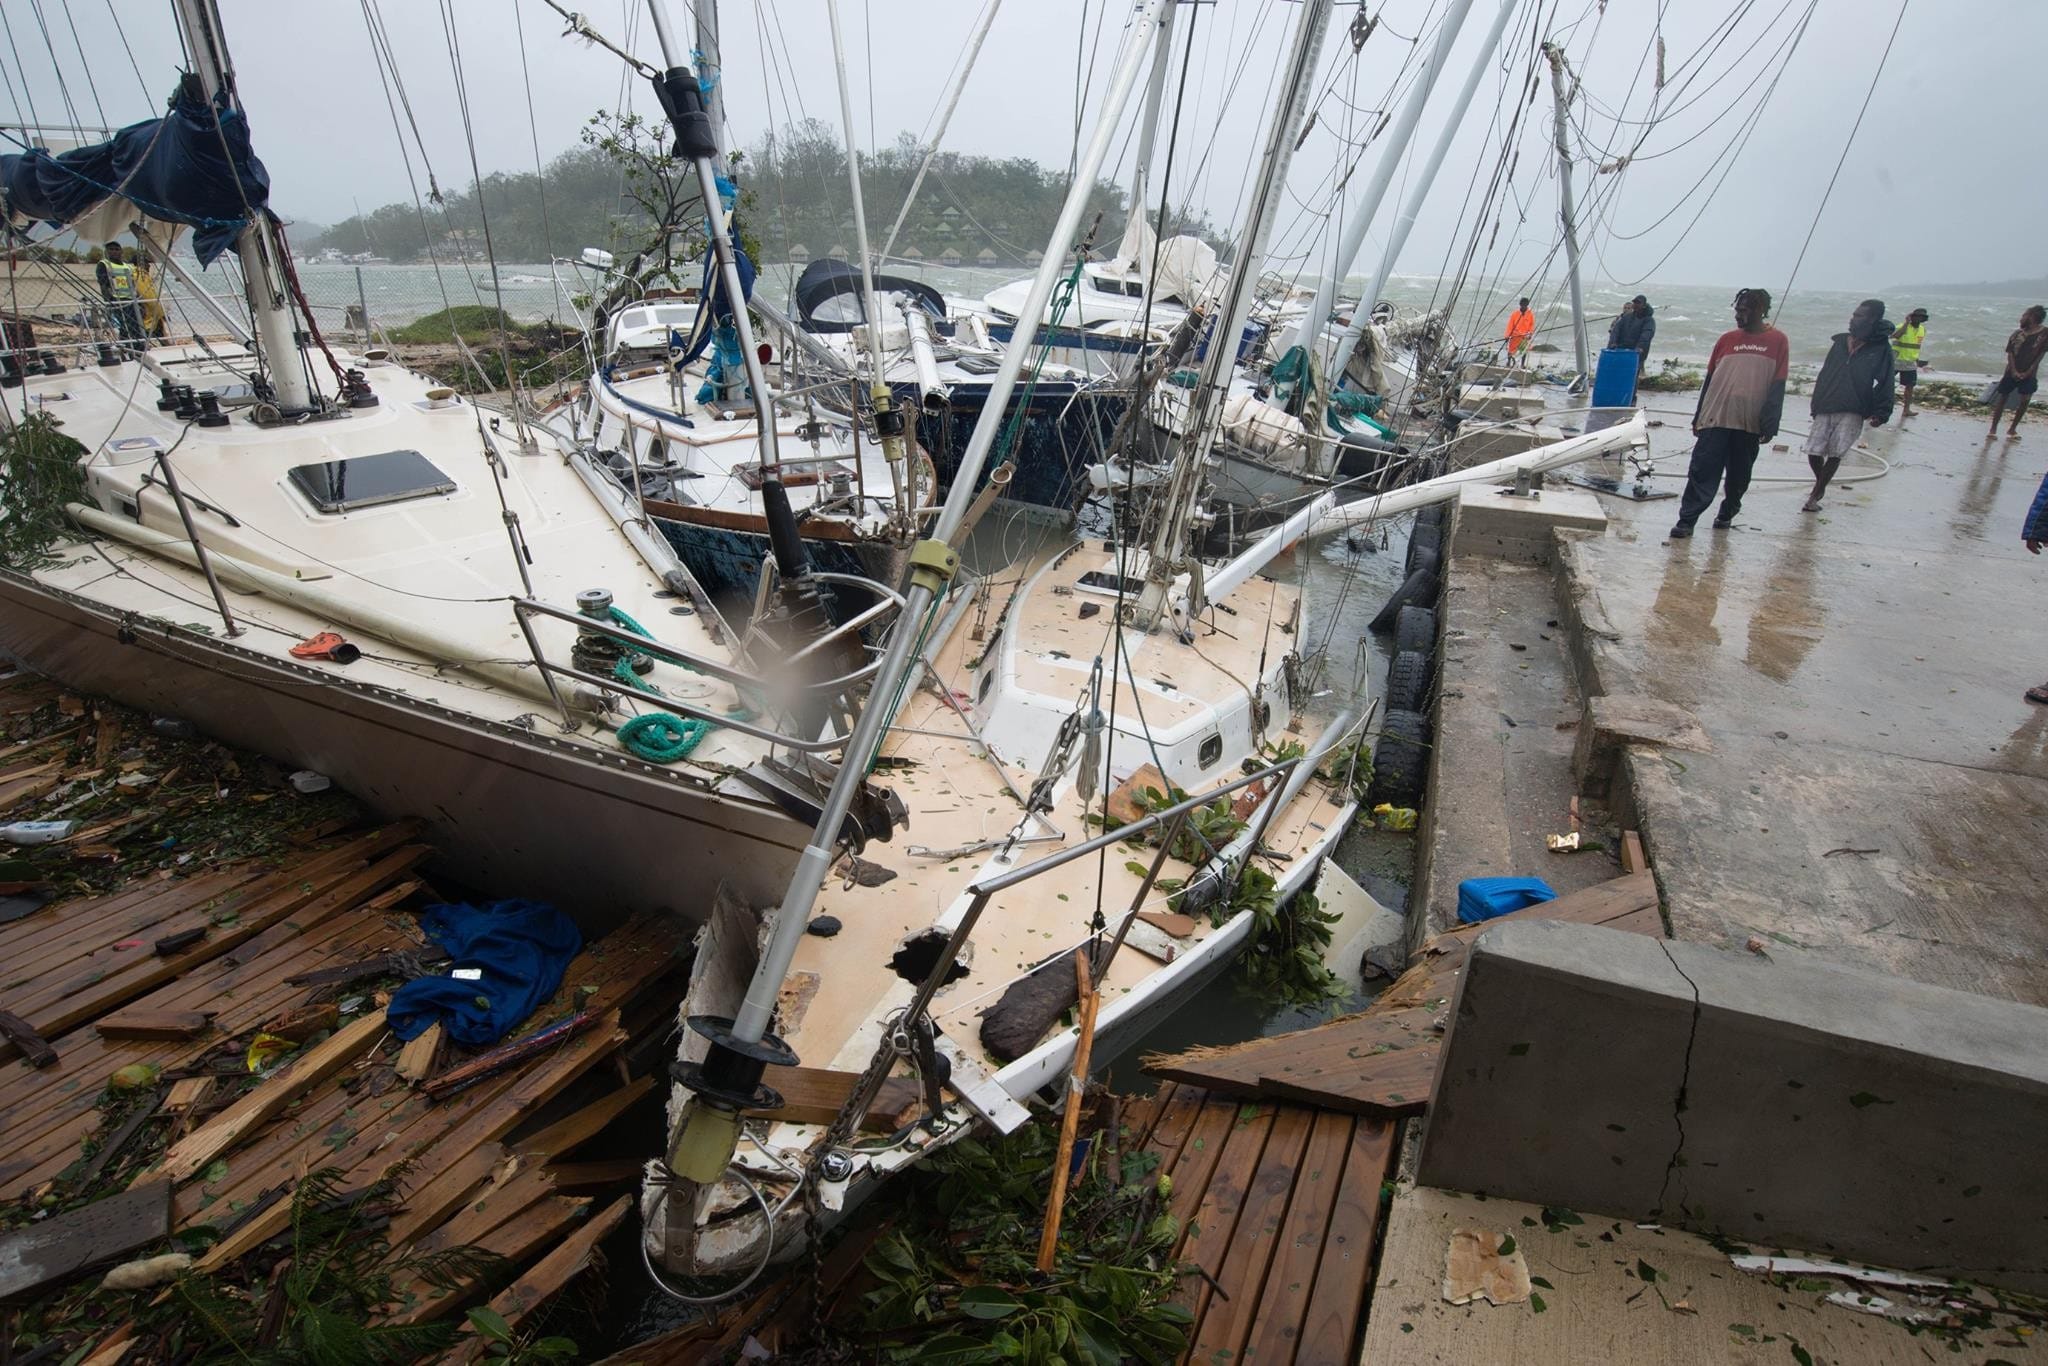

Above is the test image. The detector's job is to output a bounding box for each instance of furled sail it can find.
[0,77,270,265]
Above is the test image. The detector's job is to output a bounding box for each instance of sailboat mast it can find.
[169,0,314,414]
[825,0,912,532]
[1545,41,1591,381]
[1140,0,1333,623]
[879,0,1004,262]
[1326,0,1515,390]
[694,0,725,155]
[1123,0,1178,259]
[1277,0,1476,365]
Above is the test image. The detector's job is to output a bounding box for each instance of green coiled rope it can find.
[607,617,714,762]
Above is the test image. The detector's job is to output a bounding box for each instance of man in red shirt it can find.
[1669,288,1789,539]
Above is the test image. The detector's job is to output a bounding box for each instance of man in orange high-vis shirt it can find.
[1504,296,1535,364]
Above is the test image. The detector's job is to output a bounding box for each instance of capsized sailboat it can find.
[628,0,1649,1285]
[0,0,907,919]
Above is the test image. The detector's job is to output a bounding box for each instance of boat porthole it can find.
[1198,734,1223,769]
[978,670,995,706]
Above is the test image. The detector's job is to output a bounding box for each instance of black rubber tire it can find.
[1404,521,1443,575]
[1368,567,1440,634]
[1394,605,1437,656]
[1370,709,1431,807]
[1414,501,1447,530]
[1385,650,1431,713]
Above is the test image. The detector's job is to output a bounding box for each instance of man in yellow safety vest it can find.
[95,242,145,350]
[1892,306,1928,419]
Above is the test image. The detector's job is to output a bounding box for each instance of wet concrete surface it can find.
[1417,554,1627,938]
[1562,401,2048,1004]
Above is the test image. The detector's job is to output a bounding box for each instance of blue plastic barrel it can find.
[1456,876,1558,925]
[1590,347,1641,408]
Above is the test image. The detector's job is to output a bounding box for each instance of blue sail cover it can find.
[0,82,270,265]
[672,173,755,370]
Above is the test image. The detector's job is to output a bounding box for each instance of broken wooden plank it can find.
[152,1009,388,1184]
[756,1065,925,1133]
[394,1023,444,1085]
[421,1010,600,1101]
[0,1180,170,1301]
[513,1075,653,1161]
[73,1097,165,1189]
[1621,829,1647,875]
[1135,910,1198,938]
[444,1195,634,1363]
[0,1008,57,1068]
[151,927,206,957]
[286,948,446,990]
[380,1143,511,1255]
[94,1009,213,1041]
[542,1158,643,1193]
[162,1078,217,1140]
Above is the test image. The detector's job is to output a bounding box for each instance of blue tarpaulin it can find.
[0,80,270,265]
[387,900,584,1048]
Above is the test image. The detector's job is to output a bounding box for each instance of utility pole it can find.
[1545,41,1590,382]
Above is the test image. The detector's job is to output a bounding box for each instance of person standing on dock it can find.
[1989,306,2048,439]
[1669,288,1787,539]
[1504,296,1535,365]
[1802,299,1893,513]
[1607,295,1656,366]
[2025,467,2048,705]
[1892,307,1928,419]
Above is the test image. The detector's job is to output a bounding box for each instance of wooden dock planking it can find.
[1142,872,1665,1122]
[1132,1085,1400,1366]
[1292,1117,1396,1366]
[1186,1103,1316,1361]
[1241,1108,1360,1363]
[1171,1102,1276,1326]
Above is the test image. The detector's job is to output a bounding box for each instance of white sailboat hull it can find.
[0,567,807,925]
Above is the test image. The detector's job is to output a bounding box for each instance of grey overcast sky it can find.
[11,1,2041,293]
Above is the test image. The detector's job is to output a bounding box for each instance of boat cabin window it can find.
[1074,569,1146,598]
[287,450,457,514]
[619,304,696,335]
[1198,734,1223,769]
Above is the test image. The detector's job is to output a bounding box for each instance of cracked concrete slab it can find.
[1554,403,2048,1008]
[1418,919,2048,1294]
[1361,1185,2019,1364]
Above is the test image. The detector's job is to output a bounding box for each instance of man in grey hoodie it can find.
[1801,299,1893,512]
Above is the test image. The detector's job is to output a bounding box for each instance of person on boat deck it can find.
[135,254,166,341]
[1891,307,1928,418]
[1607,294,1656,366]
[1504,296,1535,364]
[94,242,144,350]
[1668,288,1787,540]
[1803,299,1893,513]
[2025,467,2048,705]
[1989,305,2048,440]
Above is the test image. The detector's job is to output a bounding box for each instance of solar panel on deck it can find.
[287,449,456,514]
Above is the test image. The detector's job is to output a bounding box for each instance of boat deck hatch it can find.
[288,450,456,513]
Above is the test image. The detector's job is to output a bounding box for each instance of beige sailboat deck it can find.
[775,540,1355,1087]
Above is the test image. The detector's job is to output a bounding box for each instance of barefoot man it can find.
[1803,299,1893,513]
[1892,307,1928,418]
[1990,305,2048,439]
[1504,296,1535,365]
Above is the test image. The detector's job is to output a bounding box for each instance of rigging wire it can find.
[1777,0,1907,310]
[23,0,83,133]
[104,0,150,103]
[55,0,109,132]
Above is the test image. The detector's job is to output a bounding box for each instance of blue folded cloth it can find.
[1456,876,1557,925]
[387,900,583,1047]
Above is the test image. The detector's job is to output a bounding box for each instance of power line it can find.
[1778,0,1908,310]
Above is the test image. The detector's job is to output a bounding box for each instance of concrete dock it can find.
[1562,402,2048,1004]
[1370,398,2048,1364]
